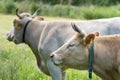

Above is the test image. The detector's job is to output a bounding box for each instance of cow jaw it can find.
[51,53,63,65]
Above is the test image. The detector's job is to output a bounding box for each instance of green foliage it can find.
[0,1,4,12]
[92,0,108,6]
[0,0,120,6]
[39,5,120,19]
[92,0,120,6]
[52,5,70,16]
[30,3,39,14]
[42,0,60,5]
[81,6,120,19]
[15,1,31,12]
[1,0,120,19]
[4,1,16,14]
[0,0,120,19]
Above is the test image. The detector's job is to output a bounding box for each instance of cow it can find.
[6,9,120,80]
[50,24,120,80]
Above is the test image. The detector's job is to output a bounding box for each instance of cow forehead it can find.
[66,34,81,45]
[74,33,84,40]
[20,13,32,17]
[74,33,81,39]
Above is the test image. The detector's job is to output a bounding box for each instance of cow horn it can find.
[71,23,85,35]
[16,8,22,19]
[71,23,81,33]
[32,8,41,18]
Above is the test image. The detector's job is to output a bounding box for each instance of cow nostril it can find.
[50,54,54,58]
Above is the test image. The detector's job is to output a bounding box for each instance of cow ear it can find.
[13,19,22,28]
[84,33,95,45]
[93,32,99,37]
[36,16,44,21]
[71,23,85,37]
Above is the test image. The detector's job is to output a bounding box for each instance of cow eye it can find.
[67,43,75,48]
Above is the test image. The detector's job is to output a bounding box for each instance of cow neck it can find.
[23,21,46,68]
[23,20,32,42]
[88,42,94,79]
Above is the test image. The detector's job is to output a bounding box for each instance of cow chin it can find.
[52,55,63,66]
[13,39,20,44]
[6,36,13,41]
[53,60,63,66]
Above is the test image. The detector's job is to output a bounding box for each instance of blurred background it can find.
[0,0,120,80]
[0,0,120,19]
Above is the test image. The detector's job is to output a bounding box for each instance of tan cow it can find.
[50,24,120,80]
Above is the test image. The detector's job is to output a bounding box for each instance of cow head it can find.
[50,23,99,68]
[6,8,43,44]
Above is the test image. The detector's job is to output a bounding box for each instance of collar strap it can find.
[88,43,94,79]
[22,20,32,42]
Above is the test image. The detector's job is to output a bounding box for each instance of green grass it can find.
[0,14,101,80]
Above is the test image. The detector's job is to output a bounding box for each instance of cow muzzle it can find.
[50,53,63,65]
[6,32,14,41]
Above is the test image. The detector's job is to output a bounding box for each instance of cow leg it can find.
[46,60,66,80]
[62,71,67,80]
[118,65,120,73]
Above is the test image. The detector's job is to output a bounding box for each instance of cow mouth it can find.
[51,56,63,66]
[6,37,13,41]
[53,59,63,66]
[6,33,14,41]
[6,34,17,44]
[13,39,19,44]
[6,33,21,44]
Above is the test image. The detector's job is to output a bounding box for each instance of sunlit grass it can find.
[0,14,101,80]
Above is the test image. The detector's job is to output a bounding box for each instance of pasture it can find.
[0,14,101,80]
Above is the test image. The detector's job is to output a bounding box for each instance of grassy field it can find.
[0,14,101,80]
